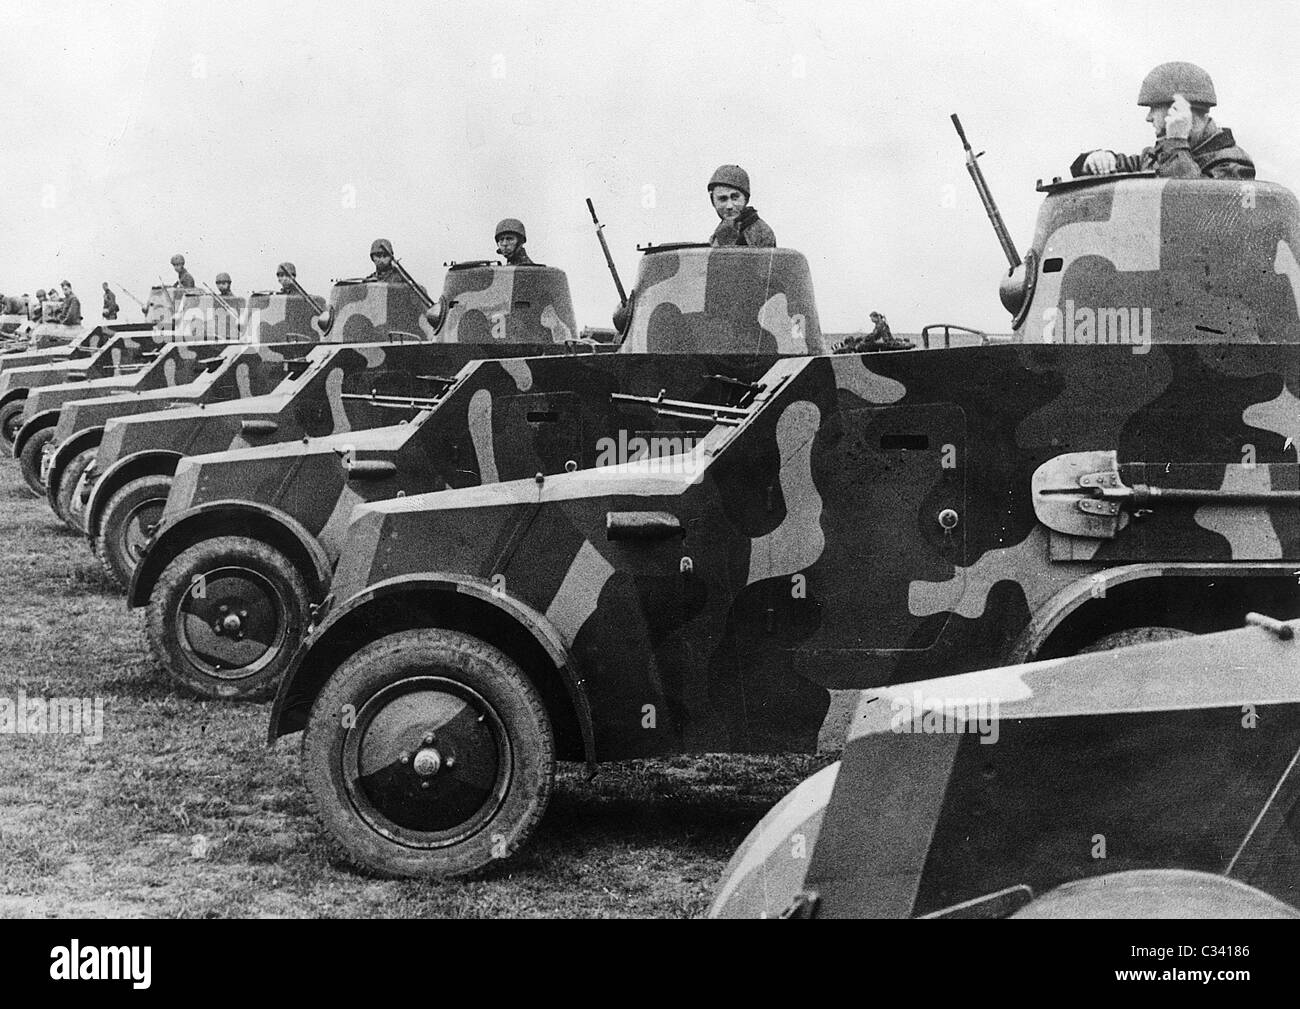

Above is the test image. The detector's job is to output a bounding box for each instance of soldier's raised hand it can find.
[1081,150,1119,175]
[1164,94,1193,140]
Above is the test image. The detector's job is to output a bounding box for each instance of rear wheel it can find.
[94,474,172,589]
[17,426,54,497]
[146,536,312,701]
[0,400,25,450]
[302,629,555,879]
[52,448,96,531]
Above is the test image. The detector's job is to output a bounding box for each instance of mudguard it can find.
[129,500,333,608]
[84,450,184,538]
[12,408,61,459]
[46,425,105,489]
[267,572,595,763]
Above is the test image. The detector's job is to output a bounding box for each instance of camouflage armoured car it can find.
[268,333,1297,877]
[709,615,1300,919]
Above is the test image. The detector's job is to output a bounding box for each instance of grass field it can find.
[0,452,827,918]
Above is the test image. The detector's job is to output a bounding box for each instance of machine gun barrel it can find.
[390,258,435,309]
[201,284,243,324]
[586,198,629,306]
[282,274,324,313]
[610,390,749,426]
[951,114,1021,269]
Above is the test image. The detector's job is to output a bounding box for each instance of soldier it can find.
[215,272,234,297]
[707,164,776,247]
[171,254,197,288]
[276,262,298,294]
[31,289,45,321]
[101,282,118,320]
[361,239,397,282]
[1072,62,1254,180]
[495,219,534,265]
[58,281,81,325]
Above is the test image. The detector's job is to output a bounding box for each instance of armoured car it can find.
[709,615,1300,918]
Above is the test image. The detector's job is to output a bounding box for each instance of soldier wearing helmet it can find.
[58,281,81,326]
[707,164,776,248]
[31,289,45,321]
[495,219,534,266]
[364,239,400,282]
[276,262,298,294]
[101,282,118,320]
[1072,63,1254,180]
[215,272,234,297]
[170,254,197,289]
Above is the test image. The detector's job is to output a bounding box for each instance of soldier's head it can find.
[276,262,296,293]
[370,239,394,275]
[170,253,187,278]
[1139,62,1216,142]
[35,289,45,300]
[102,281,110,291]
[708,164,751,223]
[215,272,232,295]
[60,280,72,294]
[495,218,527,259]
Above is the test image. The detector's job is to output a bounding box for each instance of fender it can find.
[12,408,61,459]
[268,572,596,765]
[46,425,105,487]
[129,499,333,608]
[84,450,183,538]
[1012,561,1300,662]
[0,388,28,412]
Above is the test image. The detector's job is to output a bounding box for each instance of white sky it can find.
[3,0,1298,332]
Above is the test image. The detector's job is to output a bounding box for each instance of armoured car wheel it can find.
[1079,626,1192,653]
[302,629,555,879]
[17,427,54,497]
[52,449,96,531]
[0,401,24,449]
[147,537,311,701]
[94,474,172,589]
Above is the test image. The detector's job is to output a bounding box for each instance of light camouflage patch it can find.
[1193,465,1287,559]
[1273,241,1300,312]
[468,388,498,482]
[324,369,350,434]
[747,400,825,585]
[540,305,573,342]
[1244,386,1300,450]
[830,354,907,403]
[757,292,805,354]
[498,359,534,391]
[544,539,616,644]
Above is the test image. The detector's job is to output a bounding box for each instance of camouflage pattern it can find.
[171,293,247,342]
[311,281,436,343]
[42,342,320,517]
[619,246,823,354]
[435,264,578,344]
[1011,177,1300,344]
[273,341,1298,768]
[241,292,321,343]
[0,321,155,376]
[710,617,1300,918]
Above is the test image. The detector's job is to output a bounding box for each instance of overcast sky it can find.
[3,0,1298,332]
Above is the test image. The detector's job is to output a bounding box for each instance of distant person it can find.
[276,262,298,294]
[707,164,776,248]
[215,272,234,297]
[865,312,892,345]
[1071,62,1254,180]
[170,254,197,289]
[58,281,81,325]
[101,282,119,320]
[495,219,534,265]
[31,290,45,321]
[364,239,400,282]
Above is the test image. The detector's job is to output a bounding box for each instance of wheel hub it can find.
[176,566,289,680]
[412,747,442,777]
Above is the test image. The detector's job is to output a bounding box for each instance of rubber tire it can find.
[94,474,173,590]
[146,536,312,701]
[302,628,555,879]
[0,400,25,450]
[1012,869,1300,919]
[52,448,96,531]
[17,426,54,497]
[1078,626,1193,654]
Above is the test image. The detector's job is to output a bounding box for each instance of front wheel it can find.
[0,400,25,450]
[52,448,97,531]
[94,474,173,589]
[301,629,555,879]
[146,536,312,701]
[17,426,54,497]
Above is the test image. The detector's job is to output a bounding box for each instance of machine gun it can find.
[586,198,628,307]
[202,283,244,325]
[951,113,1021,269]
[280,273,324,313]
[390,257,435,309]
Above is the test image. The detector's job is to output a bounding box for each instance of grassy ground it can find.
[0,453,826,918]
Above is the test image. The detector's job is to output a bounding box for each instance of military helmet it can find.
[370,239,393,257]
[35,289,45,298]
[215,272,231,284]
[708,164,751,197]
[170,254,186,267]
[495,218,526,242]
[276,261,296,277]
[1138,62,1216,107]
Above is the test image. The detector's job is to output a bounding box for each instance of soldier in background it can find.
[31,290,45,321]
[707,164,776,248]
[364,239,400,282]
[215,272,234,297]
[1072,62,1254,180]
[171,254,197,289]
[276,262,299,293]
[495,219,534,265]
[101,282,119,320]
[59,281,81,325]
